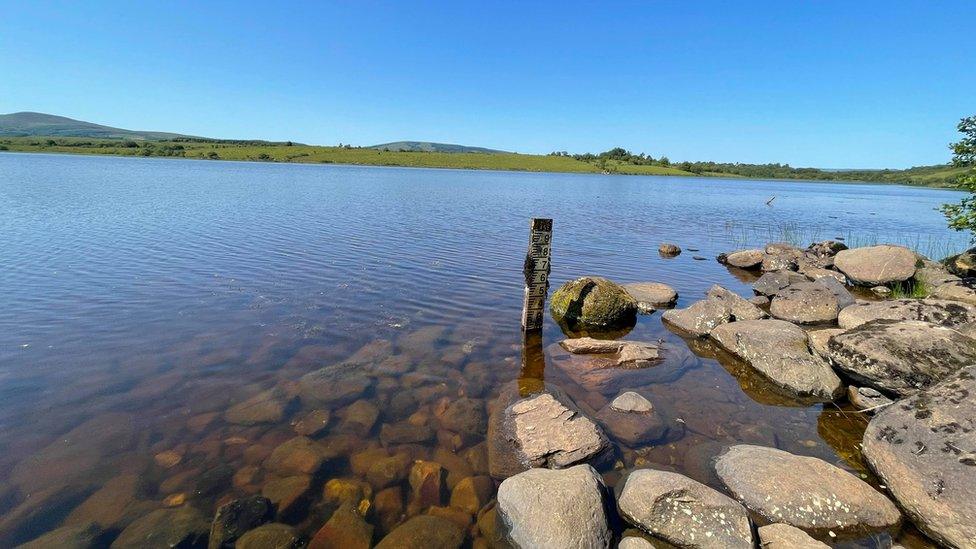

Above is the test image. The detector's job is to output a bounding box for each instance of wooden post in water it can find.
[521,218,552,332]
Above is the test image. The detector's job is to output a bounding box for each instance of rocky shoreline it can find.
[3,240,975,548]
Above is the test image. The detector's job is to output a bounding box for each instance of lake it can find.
[0,153,966,547]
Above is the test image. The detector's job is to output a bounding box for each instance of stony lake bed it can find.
[0,153,974,548]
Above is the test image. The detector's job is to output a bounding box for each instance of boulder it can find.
[862,366,976,548]
[496,465,610,549]
[715,445,901,534]
[915,259,960,287]
[292,409,331,436]
[487,384,610,479]
[264,436,337,476]
[833,245,917,286]
[298,361,374,408]
[753,271,808,297]
[595,398,667,446]
[617,468,753,548]
[799,265,848,285]
[338,399,380,436]
[813,276,855,309]
[623,282,678,313]
[235,523,302,549]
[932,278,976,306]
[846,386,892,413]
[15,523,101,549]
[808,240,848,258]
[438,397,486,438]
[769,282,841,324]
[208,495,274,549]
[450,476,493,514]
[308,503,373,549]
[806,328,844,359]
[610,391,653,413]
[111,507,209,549]
[550,276,638,328]
[709,320,843,401]
[375,515,464,549]
[757,524,829,548]
[224,387,293,426]
[826,319,976,397]
[662,300,731,337]
[837,298,976,329]
[261,476,312,521]
[719,249,765,269]
[659,243,682,257]
[706,285,767,320]
[944,247,976,277]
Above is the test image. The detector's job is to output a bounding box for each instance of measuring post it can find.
[521,218,552,331]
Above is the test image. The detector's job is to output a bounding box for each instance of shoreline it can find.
[0,149,963,190]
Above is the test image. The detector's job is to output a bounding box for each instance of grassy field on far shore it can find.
[0,136,965,187]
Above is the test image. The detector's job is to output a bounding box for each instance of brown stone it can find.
[449,476,493,514]
[309,503,373,549]
[292,409,331,436]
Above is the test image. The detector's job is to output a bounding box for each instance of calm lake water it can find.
[0,153,967,547]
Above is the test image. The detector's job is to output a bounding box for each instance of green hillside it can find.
[369,141,507,154]
[0,112,194,140]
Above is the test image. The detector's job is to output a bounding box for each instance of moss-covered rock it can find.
[550,276,637,328]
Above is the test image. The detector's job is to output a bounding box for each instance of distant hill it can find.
[0,112,196,140]
[369,141,507,154]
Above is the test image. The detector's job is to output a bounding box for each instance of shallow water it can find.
[0,153,966,547]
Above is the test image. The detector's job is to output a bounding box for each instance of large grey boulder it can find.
[496,465,610,549]
[862,366,976,548]
[617,469,753,548]
[753,271,808,297]
[624,282,678,313]
[487,383,610,479]
[715,445,901,534]
[833,245,917,285]
[769,282,841,324]
[757,524,829,548]
[719,249,765,269]
[813,276,855,309]
[826,319,976,397]
[709,320,843,401]
[550,276,638,328]
[837,298,976,329]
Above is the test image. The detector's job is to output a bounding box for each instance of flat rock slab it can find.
[624,282,678,313]
[862,366,976,548]
[560,337,624,354]
[827,319,976,397]
[487,383,609,479]
[496,465,611,548]
[931,278,976,306]
[715,445,901,535]
[833,245,917,285]
[769,282,841,324]
[617,468,753,548]
[547,341,696,396]
[837,298,976,329]
[757,523,829,548]
[662,299,731,337]
[560,338,661,367]
[709,320,843,402]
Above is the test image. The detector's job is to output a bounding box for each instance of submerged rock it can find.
[709,320,842,401]
[496,465,610,549]
[261,475,312,521]
[264,436,337,476]
[560,337,624,354]
[757,523,829,548]
[836,298,976,329]
[297,361,374,408]
[111,507,209,549]
[224,387,294,426]
[487,383,610,478]
[862,366,976,548]
[827,319,976,397]
[375,515,464,549]
[715,445,900,534]
[595,395,667,446]
[550,276,638,328]
[623,282,678,312]
[834,245,917,285]
[208,495,274,549]
[617,468,753,548]
[14,523,102,549]
[718,249,765,269]
[235,523,301,549]
[309,503,373,549]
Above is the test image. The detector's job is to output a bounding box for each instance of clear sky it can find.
[2,1,974,168]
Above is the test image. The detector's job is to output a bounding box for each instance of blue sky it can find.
[2,1,974,168]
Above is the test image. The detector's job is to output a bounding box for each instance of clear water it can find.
[0,153,965,547]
